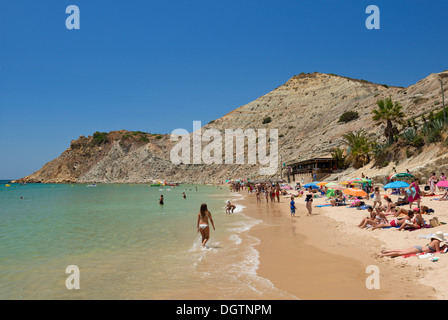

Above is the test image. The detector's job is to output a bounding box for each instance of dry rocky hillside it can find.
[16,71,448,184]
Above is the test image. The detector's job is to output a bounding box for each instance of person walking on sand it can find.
[197,203,215,248]
[408,178,421,209]
[305,187,313,215]
[372,187,382,209]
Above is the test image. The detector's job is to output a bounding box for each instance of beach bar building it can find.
[286,156,340,183]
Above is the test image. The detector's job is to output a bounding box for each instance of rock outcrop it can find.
[17,71,448,184]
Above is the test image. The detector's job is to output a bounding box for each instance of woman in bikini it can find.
[197,203,216,248]
[378,231,447,257]
[383,196,396,213]
[358,207,388,229]
[372,187,382,208]
[372,211,410,230]
[305,187,313,215]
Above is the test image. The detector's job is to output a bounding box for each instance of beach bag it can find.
[429,217,440,228]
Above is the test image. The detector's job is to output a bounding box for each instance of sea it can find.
[0,182,295,300]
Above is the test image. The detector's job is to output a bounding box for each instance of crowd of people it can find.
[227,171,448,259]
[229,180,316,216]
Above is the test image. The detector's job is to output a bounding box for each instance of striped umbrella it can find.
[325,182,346,190]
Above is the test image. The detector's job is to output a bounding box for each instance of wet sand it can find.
[240,192,438,300]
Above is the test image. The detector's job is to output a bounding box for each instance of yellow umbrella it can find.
[316,182,328,186]
[340,181,349,185]
[343,188,367,197]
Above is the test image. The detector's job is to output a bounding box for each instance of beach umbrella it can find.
[340,181,349,185]
[326,189,335,197]
[303,183,319,190]
[436,180,448,188]
[316,182,327,186]
[343,188,367,197]
[389,173,414,180]
[325,182,346,190]
[383,181,410,189]
[349,178,363,184]
[281,185,293,190]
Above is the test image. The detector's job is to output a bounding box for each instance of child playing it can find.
[290,196,297,218]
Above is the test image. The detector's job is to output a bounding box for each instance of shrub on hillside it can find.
[262,117,272,124]
[338,111,359,123]
[93,132,108,145]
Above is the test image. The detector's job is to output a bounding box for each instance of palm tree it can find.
[372,97,405,145]
[330,147,347,169]
[342,130,371,169]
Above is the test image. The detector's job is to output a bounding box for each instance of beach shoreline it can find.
[236,190,446,300]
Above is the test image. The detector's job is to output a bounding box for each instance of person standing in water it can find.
[197,203,215,248]
[159,195,164,205]
[183,192,186,199]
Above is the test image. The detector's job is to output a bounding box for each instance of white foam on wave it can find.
[229,234,242,245]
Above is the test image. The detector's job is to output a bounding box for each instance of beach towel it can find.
[316,204,332,207]
[416,233,448,240]
[403,253,433,259]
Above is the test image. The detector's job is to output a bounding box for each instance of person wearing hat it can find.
[378,231,447,257]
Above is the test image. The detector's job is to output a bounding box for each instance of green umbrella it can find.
[389,173,414,180]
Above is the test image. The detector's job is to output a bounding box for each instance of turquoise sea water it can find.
[0,183,293,299]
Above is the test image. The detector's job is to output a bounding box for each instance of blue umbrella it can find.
[383,181,410,189]
[303,183,320,189]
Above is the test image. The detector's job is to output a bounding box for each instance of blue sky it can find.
[1,0,447,179]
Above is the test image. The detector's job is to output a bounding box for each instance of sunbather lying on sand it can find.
[378,231,447,257]
[372,211,411,230]
[394,207,409,217]
[358,207,388,229]
[438,189,448,201]
[395,195,409,206]
[350,197,365,207]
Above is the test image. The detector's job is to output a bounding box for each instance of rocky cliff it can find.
[17,71,448,184]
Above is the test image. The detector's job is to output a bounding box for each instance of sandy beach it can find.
[238,188,448,300]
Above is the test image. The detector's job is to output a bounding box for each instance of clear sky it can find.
[1,0,447,179]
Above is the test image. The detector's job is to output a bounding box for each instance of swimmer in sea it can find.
[197,203,215,248]
[159,195,164,205]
